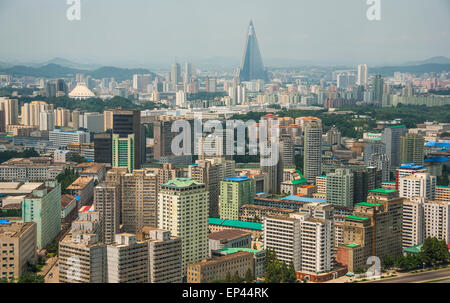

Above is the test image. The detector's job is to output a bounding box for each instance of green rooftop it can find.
[344,243,360,248]
[403,244,423,254]
[345,215,369,221]
[356,202,381,207]
[369,188,396,194]
[388,125,406,128]
[218,248,261,255]
[383,181,395,184]
[163,178,204,188]
[208,218,263,230]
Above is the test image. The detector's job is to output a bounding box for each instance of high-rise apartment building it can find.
[337,188,403,272]
[402,197,425,248]
[372,74,384,104]
[303,120,322,183]
[94,182,120,245]
[382,125,407,168]
[122,169,159,233]
[326,169,354,207]
[353,167,382,204]
[400,133,425,165]
[137,227,183,283]
[261,145,283,194]
[106,233,149,283]
[59,211,107,283]
[0,97,19,128]
[424,200,450,244]
[263,215,301,270]
[399,173,436,200]
[219,176,255,220]
[357,64,368,87]
[22,181,61,249]
[189,159,222,218]
[158,178,209,275]
[54,107,70,127]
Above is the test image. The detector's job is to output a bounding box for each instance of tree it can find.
[18,272,44,283]
[231,271,244,283]
[225,271,232,283]
[67,153,88,164]
[382,254,394,269]
[45,241,59,254]
[421,237,449,266]
[244,268,253,283]
[284,262,297,283]
[56,168,79,193]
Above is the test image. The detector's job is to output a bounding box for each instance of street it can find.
[369,268,450,283]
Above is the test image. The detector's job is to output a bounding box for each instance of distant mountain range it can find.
[0,62,155,82]
[0,56,449,79]
[370,63,450,76]
[32,57,102,70]
[403,56,450,66]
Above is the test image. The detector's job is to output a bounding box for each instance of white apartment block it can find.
[49,129,90,148]
[424,201,450,244]
[0,158,66,181]
[402,197,425,248]
[399,173,436,200]
[263,215,301,270]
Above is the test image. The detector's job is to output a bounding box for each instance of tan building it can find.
[6,125,38,136]
[0,221,37,280]
[157,163,182,189]
[208,230,252,257]
[59,211,106,283]
[188,159,222,218]
[122,169,158,233]
[94,182,120,245]
[106,233,149,283]
[186,251,254,283]
[337,188,403,272]
[436,186,450,202]
[137,227,183,283]
[239,204,295,223]
[315,176,327,193]
[66,176,95,208]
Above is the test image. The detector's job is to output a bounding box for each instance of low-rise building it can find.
[209,230,252,257]
[66,176,95,209]
[186,251,254,283]
[212,248,266,279]
[239,204,295,223]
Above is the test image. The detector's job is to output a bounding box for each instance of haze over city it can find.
[0,0,450,68]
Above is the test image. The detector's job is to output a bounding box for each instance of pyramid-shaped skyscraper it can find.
[239,20,268,82]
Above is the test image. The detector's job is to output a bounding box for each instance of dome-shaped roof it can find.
[69,83,95,99]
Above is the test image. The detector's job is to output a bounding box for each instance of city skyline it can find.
[0,0,449,68]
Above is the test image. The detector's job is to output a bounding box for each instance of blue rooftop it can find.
[0,219,11,225]
[425,157,450,163]
[425,141,450,148]
[400,163,425,170]
[224,176,251,182]
[280,195,326,203]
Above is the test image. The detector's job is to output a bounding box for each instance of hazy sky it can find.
[0,0,449,68]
